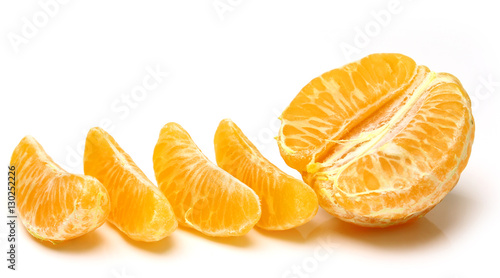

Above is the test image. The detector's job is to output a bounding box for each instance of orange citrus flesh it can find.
[214,119,318,230]
[84,127,177,242]
[10,136,110,243]
[277,53,475,227]
[153,122,261,237]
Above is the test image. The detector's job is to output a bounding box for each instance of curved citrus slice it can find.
[277,53,475,227]
[10,136,110,243]
[214,119,318,230]
[153,122,261,237]
[84,127,177,242]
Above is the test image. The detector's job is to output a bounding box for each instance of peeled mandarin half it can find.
[277,53,475,227]
[84,127,177,242]
[153,122,261,237]
[214,119,318,230]
[10,136,110,243]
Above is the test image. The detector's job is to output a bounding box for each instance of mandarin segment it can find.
[214,119,318,230]
[84,128,177,242]
[279,53,418,172]
[278,53,475,227]
[153,122,261,237]
[10,136,110,242]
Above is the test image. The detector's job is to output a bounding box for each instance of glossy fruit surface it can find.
[214,119,318,230]
[84,127,177,241]
[277,53,475,227]
[153,122,261,237]
[11,136,110,242]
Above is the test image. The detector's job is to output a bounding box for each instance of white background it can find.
[1,1,499,277]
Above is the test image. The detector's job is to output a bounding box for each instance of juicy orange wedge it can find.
[214,119,318,230]
[84,127,177,241]
[153,122,261,237]
[10,136,110,243]
[277,53,475,227]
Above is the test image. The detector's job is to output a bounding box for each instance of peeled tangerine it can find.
[214,119,318,230]
[84,128,177,242]
[277,53,475,227]
[153,123,261,237]
[10,136,110,242]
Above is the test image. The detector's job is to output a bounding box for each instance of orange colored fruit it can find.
[277,53,475,227]
[153,122,261,237]
[10,136,110,243]
[214,119,318,230]
[84,128,177,242]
